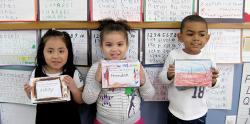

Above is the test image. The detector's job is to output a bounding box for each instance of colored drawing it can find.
[175,59,212,87]
[101,60,140,88]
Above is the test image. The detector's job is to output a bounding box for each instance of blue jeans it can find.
[167,110,207,124]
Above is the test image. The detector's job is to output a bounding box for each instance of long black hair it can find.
[35,29,75,77]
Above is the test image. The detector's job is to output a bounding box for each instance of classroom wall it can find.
[141,64,243,124]
[1,0,250,124]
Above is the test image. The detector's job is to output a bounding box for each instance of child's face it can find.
[43,37,68,73]
[178,21,210,55]
[101,31,128,60]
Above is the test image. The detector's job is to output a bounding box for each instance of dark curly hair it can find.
[97,19,131,46]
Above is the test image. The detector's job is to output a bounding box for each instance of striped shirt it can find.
[82,62,155,124]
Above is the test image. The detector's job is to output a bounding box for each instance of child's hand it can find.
[211,68,219,86]
[23,83,31,99]
[95,63,102,84]
[63,75,78,92]
[167,64,175,80]
[140,64,146,86]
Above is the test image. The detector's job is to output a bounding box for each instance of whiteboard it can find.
[41,30,89,66]
[0,0,37,21]
[91,0,142,21]
[144,0,194,22]
[0,69,33,105]
[143,29,182,65]
[199,0,244,22]
[0,30,37,66]
[90,30,140,64]
[202,29,242,63]
[39,0,88,21]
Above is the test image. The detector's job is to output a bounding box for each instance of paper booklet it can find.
[30,76,70,104]
[101,60,141,88]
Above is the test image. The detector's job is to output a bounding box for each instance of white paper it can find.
[144,29,182,65]
[91,30,140,63]
[0,69,32,105]
[206,64,234,109]
[41,30,88,65]
[36,79,62,99]
[237,63,250,124]
[101,60,140,88]
[0,0,36,21]
[203,29,241,63]
[242,29,250,62]
[91,0,142,21]
[0,103,36,124]
[39,0,88,21]
[144,0,194,22]
[225,115,236,124]
[144,67,168,101]
[0,30,37,65]
[199,0,243,19]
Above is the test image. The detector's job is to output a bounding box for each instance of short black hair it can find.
[180,15,208,33]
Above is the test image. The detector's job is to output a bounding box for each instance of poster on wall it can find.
[90,0,142,22]
[144,0,194,22]
[244,0,250,22]
[39,0,88,21]
[143,29,182,65]
[242,29,250,62]
[0,30,38,66]
[0,103,36,124]
[0,0,37,21]
[198,0,244,22]
[0,69,32,105]
[206,64,234,109]
[202,29,242,63]
[144,67,168,101]
[237,63,250,124]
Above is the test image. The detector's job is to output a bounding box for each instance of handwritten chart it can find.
[144,67,168,101]
[244,0,250,22]
[199,0,243,22]
[0,30,37,65]
[0,103,36,124]
[242,29,250,62]
[91,0,142,21]
[206,64,234,109]
[0,0,37,21]
[237,63,250,124]
[0,69,32,105]
[144,0,194,22]
[91,30,140,63]
[202,29,241,63]
[144,29,182,65]
[39,0,87,21]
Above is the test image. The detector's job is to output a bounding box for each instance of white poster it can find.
[237,63,250,124]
